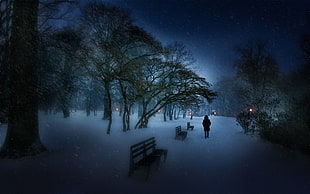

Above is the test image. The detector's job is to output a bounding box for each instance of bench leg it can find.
[128,165,133,177]
[163,150,168,162]
[155,158,161,170]
[145,165,152,180]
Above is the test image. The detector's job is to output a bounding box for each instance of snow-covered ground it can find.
[0,112,310,194]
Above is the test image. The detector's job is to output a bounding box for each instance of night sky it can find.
[95,0,309,82]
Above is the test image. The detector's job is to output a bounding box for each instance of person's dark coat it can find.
[202,115,211,132]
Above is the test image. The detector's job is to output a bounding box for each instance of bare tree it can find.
[51,28,81,117]
[114,26,162,131]
[78,3,215,131]
[234,40,280,113]
[78,3,141,134]
[39,0,77,33]
[134,43,215,128]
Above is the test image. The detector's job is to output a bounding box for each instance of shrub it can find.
[236,110,272,134]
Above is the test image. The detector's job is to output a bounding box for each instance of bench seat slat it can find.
[136,155,158,166]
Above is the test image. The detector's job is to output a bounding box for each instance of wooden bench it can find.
[187,122,194,130]
[175,125,187,140]
[128,137,168,180]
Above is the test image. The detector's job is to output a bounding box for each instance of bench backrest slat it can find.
[176,126,182,135]
[130,137,156,163]
[130,137,153,148]
[132,144,155,158]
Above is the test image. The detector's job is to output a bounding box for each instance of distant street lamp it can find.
[188,111,193,120]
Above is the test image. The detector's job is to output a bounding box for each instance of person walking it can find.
[202,115,211,138]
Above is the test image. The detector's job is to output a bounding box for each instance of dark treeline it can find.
[0,1,215,157]
[212,38,310,153]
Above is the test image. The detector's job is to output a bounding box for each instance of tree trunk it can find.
[135,101,148,129]
[135,100,157,129]
[102,99,109,119]
[86,96,91,116]
[103,81,112,134]
[163,105,167,122]
[176,107,181,120]
[174,106,178,120]
[0,0,46,158]
[135,115,149,129]
[61,105,70,118]
[168,104,173,120]
[0,0,12,123]
[102,89,111,120]
[119,81,132,131]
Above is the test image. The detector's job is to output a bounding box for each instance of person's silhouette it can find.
[202,115,211,138]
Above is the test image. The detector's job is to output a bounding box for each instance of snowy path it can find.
[0,113,310,194]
